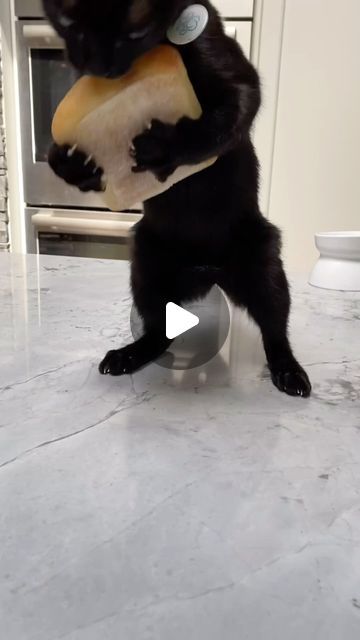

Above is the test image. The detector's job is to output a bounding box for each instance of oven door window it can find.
[31,49,78,163]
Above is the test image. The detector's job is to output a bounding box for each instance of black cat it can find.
[44,0,311,397]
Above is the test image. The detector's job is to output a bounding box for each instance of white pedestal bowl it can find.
[309,232,360,291]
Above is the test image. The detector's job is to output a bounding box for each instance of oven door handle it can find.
[22,24,65,49]
[32,212,140,238]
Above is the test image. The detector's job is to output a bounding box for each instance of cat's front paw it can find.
[99,347,136,376]
[131,119,180,183]
[48,143,104,192]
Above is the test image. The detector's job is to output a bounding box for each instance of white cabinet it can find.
[225,20,252,58]
[213,0,254,18]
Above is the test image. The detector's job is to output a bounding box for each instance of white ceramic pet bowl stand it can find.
[309,232,360,291]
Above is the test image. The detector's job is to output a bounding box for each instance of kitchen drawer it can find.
[213,0,254,18]
[225,20,252,59]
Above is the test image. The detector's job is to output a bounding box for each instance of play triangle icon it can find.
[166,303,200,340]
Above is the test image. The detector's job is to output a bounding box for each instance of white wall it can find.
[268,0,360,271]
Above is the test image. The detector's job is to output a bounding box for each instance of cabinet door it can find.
[212,0,254,18]
[225,21,252,59]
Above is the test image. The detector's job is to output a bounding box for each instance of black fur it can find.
[44,0,311,397]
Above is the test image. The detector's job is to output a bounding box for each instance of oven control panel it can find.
[15,0,254,19]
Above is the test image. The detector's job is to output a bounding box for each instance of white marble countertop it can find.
[0,253,360,640]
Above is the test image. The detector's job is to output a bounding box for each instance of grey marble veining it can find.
[0,253,360,640]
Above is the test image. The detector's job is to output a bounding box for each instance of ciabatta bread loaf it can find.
[52,45,215,211]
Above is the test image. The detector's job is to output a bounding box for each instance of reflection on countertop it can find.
[0,253,360,640]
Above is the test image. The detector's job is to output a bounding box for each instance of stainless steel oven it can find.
[14,0,253,258]
[15,0,141,258]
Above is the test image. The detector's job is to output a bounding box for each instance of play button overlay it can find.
[130,285,231,370]
[166,303,199,339]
